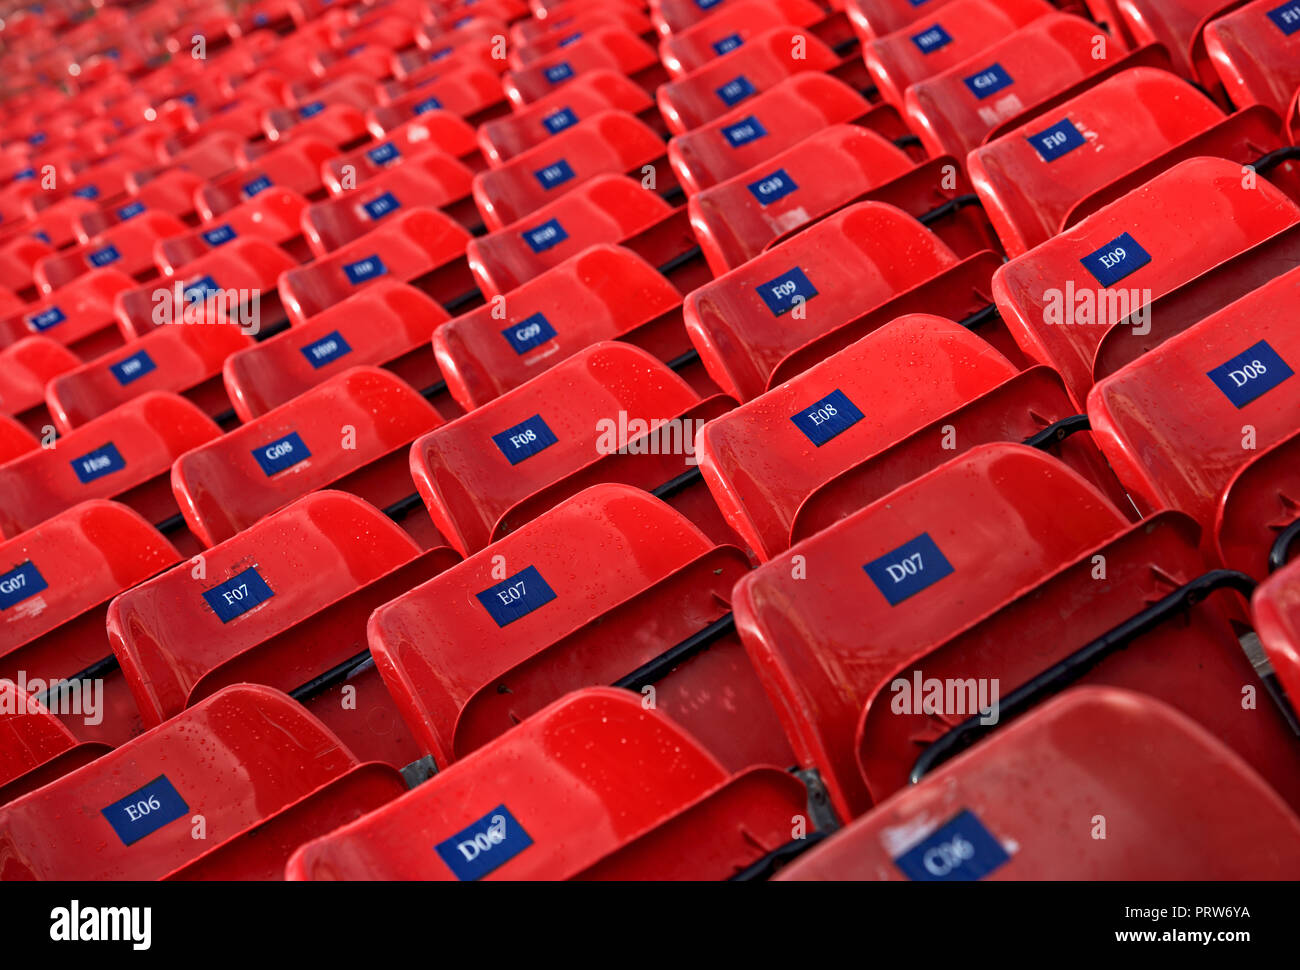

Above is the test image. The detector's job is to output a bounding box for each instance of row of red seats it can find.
[1,0,1299,881]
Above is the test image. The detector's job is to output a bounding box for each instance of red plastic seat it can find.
[471,111,669,230]
[303,150,476,254]
[370,66,507,133]
[656,25,841,134]
[195,137,339,221]
[0,684,393,880]
[259,101,369,150]
[1087,264,1300,538]
[683,201,961,402]
[733,443,1129,819]
[0,337,78,431]
[1255,555,1300,722]
[287,688,756,880]
[278,207,477,324]
[410,342,736,554]
[107,491,459,767]
[34,211,186,295]
[1203,0,1300,117]
[1115,0,1243,80]
[841,0,962,40]
[864,0,1051,109]
[224,280,451,422]
[476,70,654,166]
[324,114,482,193]
[0,683,109,805]
[698,315,1021,560]
[776,688,1300,879]
[0,234,53,297]
[0,268,135,361]
[511,4,651,46]
[172,366,443,547]
[154,189,310,274]
[1214,427,1300,579]
[659,0,830,78]
[904,13,1134,160]
[502,27,660,107]
[435,244,683,410]
[0,414,37,463]
[0,501,180,748]
[993,157,1300,409]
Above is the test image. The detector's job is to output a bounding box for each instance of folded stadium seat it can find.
[370,483,790,766]
[326,115,484,195]
[0,684,409,881]
[259,101,370,150]
[667,74,912,196]
[33,211,186,295]
[688,123,997,273]
[194,138,339,222]
[864,0,1052,109]
[683,200,1027,403]
[511,4,652,46]
[115,237,297,341]
[370,66,510,133]
[510,21,655,72]
[0,392,219,542]
[408,342,739,553]
[477,70,657,166]
[697,315,1033,561]
[0,234,53,300]
[434,244,691,410]
[0,412,36,463]
[656,26,845,134]
[278,207,479,324]
[1215,427,1300,580]
[501,27,665,107]
[1114,0,1248,84]
[659,0,856,80]
[471,111,676,231]
[13,198,103,256]
[290,688,797,879]
[840,0,963,40]
[1255,555,1300,717]
[302,150,478,254]
[651,0,818,37]
[992,157,1300,409]
[44,322,253,433]
[776,688,1300,879]
[171,366,444,547]
[854,514,1300,808]
[967,68,1275,258]
[733,443,1131,820]
[76,173,205,239]
[1203,0,1300,117]
[0,501,181,748]
[903,13,1149,161]
[393,33,505,82]
[1087,266,1300,550]
[158,130,249,184]
[0,682,111,806]
[154,189,311,273]
[223,281,454,423]
[107,491,460,767]
[0,268,136,362]
[278,75,385,121]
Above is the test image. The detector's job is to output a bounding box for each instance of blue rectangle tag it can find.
[863,532,954,606]
[713,33,743,55]
[1079,231,1151,286]
[343,255,387,285]
[363,192,401,220]
[252,431,311,475]
[894,809,1010,881]
[722,116,767,148]
[70,442,125,484]
[789,388,864,446]
[13,168,35,181]
[201,224,237,247]
[757,266,817,316]
[1268,1,1300,34]
[544,62,574,84]
[502,312,556,354]
[414,95,442,115]
[475,565,557,627]
[110,350,157,386]
[300,331,353,368]
[1026,118,1085,163]
[748,168,798,206]
[202,566,276,624]
[73,185,100,200]
[534,159,575,191]
[27,306,66,332]
[87,244,121,267]
[523,218,567,253]
[717,76,756,106]
[434,805,533,880]
[558,32,582,47]
[542,107,578,135]
[697,0,722,9]
[367,142,401,165]
[100,775,189,847]
[1206,339,1294,409]
[0,561,48,611]
[183,274,220,304]
[117,200,145,220]
[492,414,558,465]
[242,174,272,198]
[298,100,325,119]
[911,24,952,54]
[963,63,1013,99]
